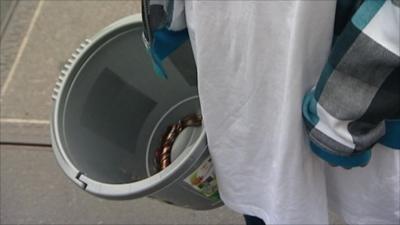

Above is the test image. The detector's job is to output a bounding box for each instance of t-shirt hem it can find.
[221,198,273,225]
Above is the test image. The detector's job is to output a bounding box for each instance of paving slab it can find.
[1,0,38,92]
[0,145,245,225]
[1,0,140,120]
[0,0,19,36]
[0,119,50,145]
[0,0,13,23]
[1,0,141,144]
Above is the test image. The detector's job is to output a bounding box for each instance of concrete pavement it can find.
[0,145,243,225]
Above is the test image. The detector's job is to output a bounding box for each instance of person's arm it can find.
[302,0,400,169]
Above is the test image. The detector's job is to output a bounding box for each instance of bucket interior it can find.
[57,22,200,184]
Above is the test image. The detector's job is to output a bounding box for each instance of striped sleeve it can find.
[302,0,400,169]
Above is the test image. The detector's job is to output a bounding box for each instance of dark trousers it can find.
[244,215,266,225]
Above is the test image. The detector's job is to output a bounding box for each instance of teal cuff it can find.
[309,141,371,169]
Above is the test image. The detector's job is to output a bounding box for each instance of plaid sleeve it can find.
[142,0,191,78]
[302,0,400,169]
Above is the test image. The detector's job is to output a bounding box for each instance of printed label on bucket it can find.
[184,157,220,201]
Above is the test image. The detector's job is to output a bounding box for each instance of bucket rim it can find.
[50,14,208,199]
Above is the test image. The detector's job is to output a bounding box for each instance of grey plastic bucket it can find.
[50,14,222,210]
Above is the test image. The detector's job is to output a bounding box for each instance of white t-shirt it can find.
[326,144,400,225]
[184,1,400,224]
